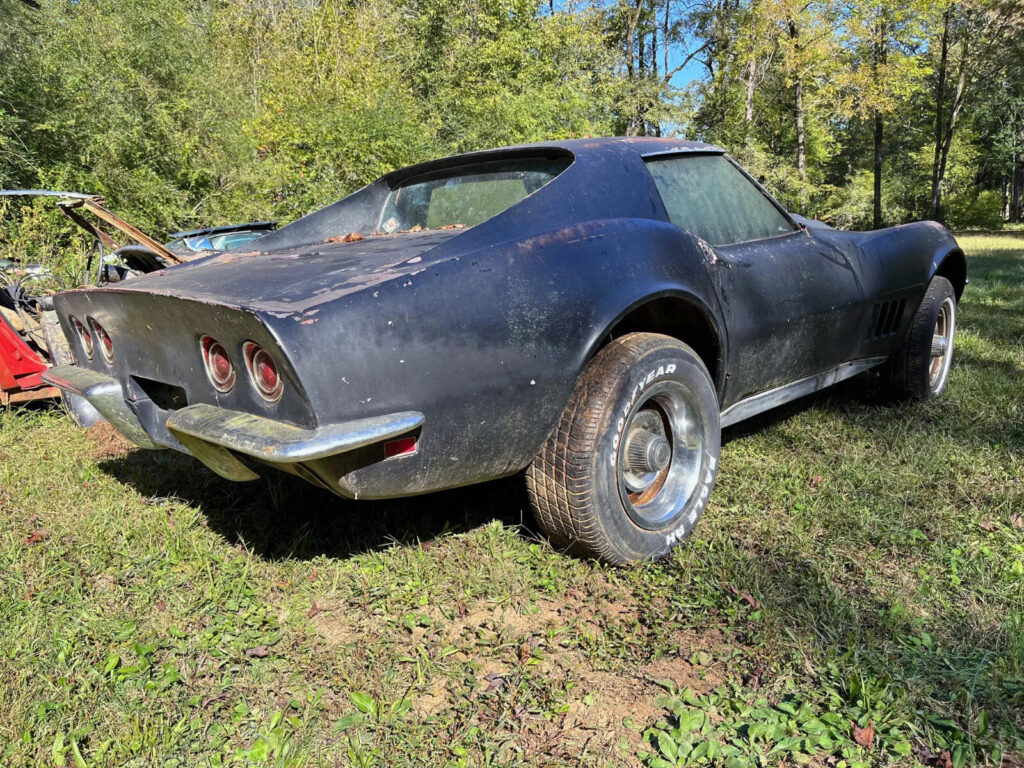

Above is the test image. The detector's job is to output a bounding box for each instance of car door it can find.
[645,153,866,405]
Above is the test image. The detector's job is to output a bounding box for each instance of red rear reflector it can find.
[71,316,93,359]
[201,335,236,392]
[384,436,417,458]
[242,341,284,402]
[90,319,114,363]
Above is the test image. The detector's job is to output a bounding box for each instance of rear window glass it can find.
[378,157,571,233]
[646,155,794,245]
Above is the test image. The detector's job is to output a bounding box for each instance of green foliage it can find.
[947,190,1005,229]
[0,0,621,261]
[0,0,1021,267]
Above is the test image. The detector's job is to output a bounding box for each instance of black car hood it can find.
[105,229,465,316]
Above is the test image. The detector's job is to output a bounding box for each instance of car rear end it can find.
[43,287,423,489]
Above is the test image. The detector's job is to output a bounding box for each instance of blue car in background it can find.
[166,221,277,255]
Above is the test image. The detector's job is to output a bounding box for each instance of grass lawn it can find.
[1,234,1022,767]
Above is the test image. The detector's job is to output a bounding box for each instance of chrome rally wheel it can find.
[928,294,956,393]
[617,381,705,530]
[527,332,720,565]
[881,275,958,400]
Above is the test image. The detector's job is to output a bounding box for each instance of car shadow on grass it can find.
[98,449,535,561]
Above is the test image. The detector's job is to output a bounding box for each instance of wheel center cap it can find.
[626,430,671,474]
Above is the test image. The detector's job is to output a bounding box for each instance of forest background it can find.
[1,0,1022,262]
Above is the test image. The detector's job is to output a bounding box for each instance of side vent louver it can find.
[867,298,906,340]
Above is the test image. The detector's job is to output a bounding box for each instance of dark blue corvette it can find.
[44,138,966,564]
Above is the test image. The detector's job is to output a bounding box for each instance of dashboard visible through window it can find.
[646,154,794,245]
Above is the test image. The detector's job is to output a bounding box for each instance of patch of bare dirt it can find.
[87,422,134,460]
[309,598,384,647]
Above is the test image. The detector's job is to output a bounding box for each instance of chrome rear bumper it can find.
[42,365,164,449]
[42,365,424,482]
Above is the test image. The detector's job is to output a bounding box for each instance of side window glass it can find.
[646,155,794,245]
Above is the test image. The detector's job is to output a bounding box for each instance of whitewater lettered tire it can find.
[881,276,957,400]
[526,333,720,565]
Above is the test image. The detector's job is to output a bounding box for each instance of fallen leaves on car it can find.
[851,719,874,749]
[324,232,363,243]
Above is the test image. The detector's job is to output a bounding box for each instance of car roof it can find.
[460,136,725,158]
[379,136,725,185]
[169,221,278,239]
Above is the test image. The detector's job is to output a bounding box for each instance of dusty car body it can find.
[43,138,966,563]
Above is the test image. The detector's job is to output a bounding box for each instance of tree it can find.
[839,0,929,228]
[927,0,1023,220]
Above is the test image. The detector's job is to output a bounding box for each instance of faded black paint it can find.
[50,138,965,499]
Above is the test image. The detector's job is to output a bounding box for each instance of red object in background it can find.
[0,315,59,405]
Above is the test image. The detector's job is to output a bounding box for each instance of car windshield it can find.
[210,231,268,251]
[165,230,269,253]
[378,157,571,234]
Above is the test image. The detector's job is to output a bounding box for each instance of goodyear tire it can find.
[526,332,720,565]
[881,276,957,400]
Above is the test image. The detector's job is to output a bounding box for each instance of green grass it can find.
[1,235,1022,767]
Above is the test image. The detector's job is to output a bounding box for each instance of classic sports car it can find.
[43,138,966,564]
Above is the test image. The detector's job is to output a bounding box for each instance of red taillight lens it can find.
[71,316,93,359]
[243,341,283,402]
[384,436,418,458]
[89,319,113,363]
[201,335,235,392]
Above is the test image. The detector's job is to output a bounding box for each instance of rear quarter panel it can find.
[280,218,725,498]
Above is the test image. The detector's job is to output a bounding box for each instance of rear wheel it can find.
[881,276,957,400]
[526,333,720,565]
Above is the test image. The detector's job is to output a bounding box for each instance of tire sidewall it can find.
[929,290,956,397]
[590,341,720,562]
[914,278,956,398]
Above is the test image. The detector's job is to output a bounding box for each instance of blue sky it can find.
[552,0,708,88]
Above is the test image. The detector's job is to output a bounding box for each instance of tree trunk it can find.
[794,77,806,180]
[788,20,806,181]
[874,109,884,229]
[663,0,670,81]
[872,24,886,229]
[744,55,756,145]
[933,36,970,219]
[929,7,951,220]
[1013,150,1024,223]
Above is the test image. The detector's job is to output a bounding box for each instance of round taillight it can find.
[71,316,93,359]
[243,341,283,402]
[89,319,113,363]
[201,335,235,392]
